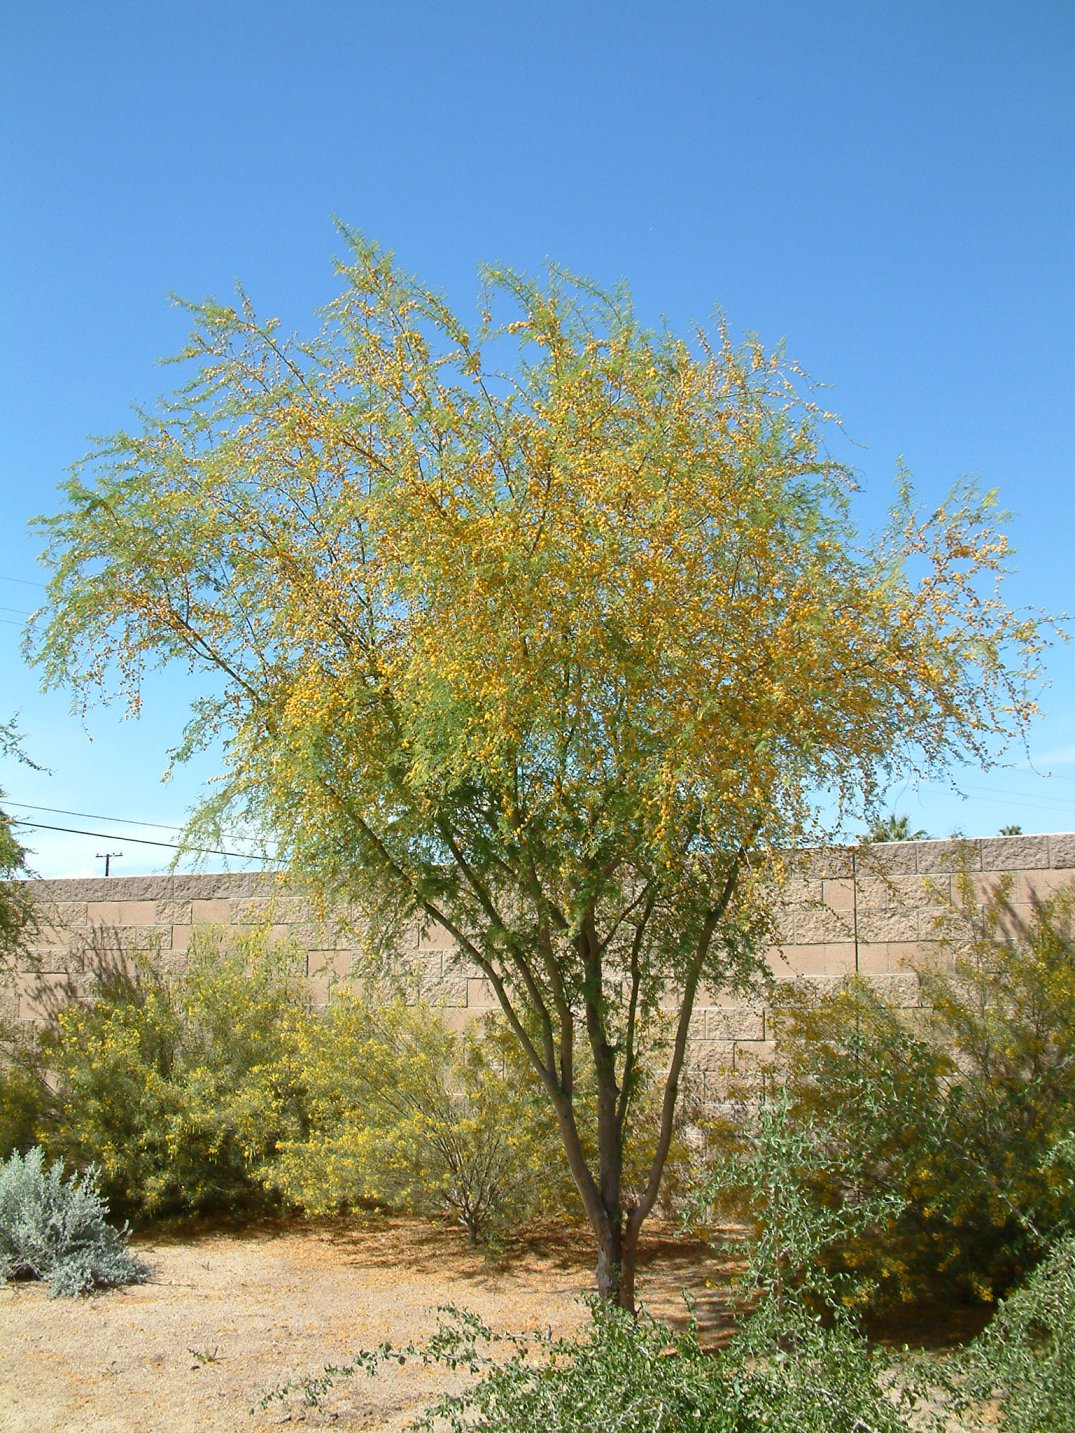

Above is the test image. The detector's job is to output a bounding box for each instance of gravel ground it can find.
[0,1216,736,1432]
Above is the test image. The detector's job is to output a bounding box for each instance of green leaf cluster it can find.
[742,876,1075,1310]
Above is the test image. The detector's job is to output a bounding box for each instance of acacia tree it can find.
[29,237,1043,1308]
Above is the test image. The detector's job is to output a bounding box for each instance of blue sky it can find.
[2,1,1073,877]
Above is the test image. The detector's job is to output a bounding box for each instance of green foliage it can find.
[0,717,38,969]
[0,1146,148,1296]
[692,1080,912,1316]
[43,927,309,1220]
[757,876,1075,1309]
[0,1023,52,1158]
[273,993,711,1244]
[922,871,1075,1256]
[958,1232,1075,1431]
[757,979,957,1308]
[272,993,575,1243]
[265,1297,915,1432]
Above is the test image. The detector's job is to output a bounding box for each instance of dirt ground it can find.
[0,1216,740,1432]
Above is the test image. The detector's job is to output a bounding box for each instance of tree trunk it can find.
[592,1207,644,1311]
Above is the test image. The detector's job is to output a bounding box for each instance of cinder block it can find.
[86,901,123,926]
[856,842,919,876]
[705,1008,765,1042]
[733,1039,777,1071]
[16,971,92,1023]
[190,899,232,925]
[822,878,855,911]
[856,907,919,943]
[796,904,853,944]
[155,899,192,926]
[696,980,765,1007]
[418,920,456,952]
[170,925,193,952]
[35,900,89,930]
[437,1007,485,1033]
[981,835,1050,871]
[853,942,899,974]
[466,977,498,1008]
[690,1039,737,1072]
[770,906,800,943]
[866,971,920,1007]
[764,944,797,978]
[414,975,468,1007]
[782,943,856,977]
[1021,869,1075,900]
[856,875,936,911]
[792,847,854,879]
[916,839,982,874]
[23,940,92,976]
[773,974,848,999]
[1049,833,1075,869]
[306,948,348,979]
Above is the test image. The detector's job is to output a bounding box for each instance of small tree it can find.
[29,236,1045,1307]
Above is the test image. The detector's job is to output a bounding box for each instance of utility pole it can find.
[96,851,123,877]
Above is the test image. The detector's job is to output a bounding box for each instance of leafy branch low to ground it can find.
[257,1233,1075,1432]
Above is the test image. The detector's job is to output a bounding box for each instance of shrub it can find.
[0,1146,148,1296]
[43,926,310,1220]
[0,1024,53,1159]
[959,1231,1075,1432]
[265,1297,913,1433]
[921,870,1075,1255]
[272,991,713,1244]
[753,874,1075,1309]
[271,993,572,1243]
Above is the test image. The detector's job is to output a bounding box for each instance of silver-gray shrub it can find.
[0,1146,148,1296]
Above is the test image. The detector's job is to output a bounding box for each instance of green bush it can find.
[271,993,573,1243]
[0,1146,148,1296]
[265,1296,913,1433]
[958,1231,1075,1432]
[43,927,310,1221]
[0,1024,53,1158]
[753,874,1075,1309]
[14,920,713,1240]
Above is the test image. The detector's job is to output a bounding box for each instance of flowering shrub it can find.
[43,927,309,1220]
[270,993,573,1242]
[752,874,1075,1309]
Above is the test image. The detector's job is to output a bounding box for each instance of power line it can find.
[7,800,205,833]
[11,817,278,864]
[0,575,45,588]
[6,801,281,854]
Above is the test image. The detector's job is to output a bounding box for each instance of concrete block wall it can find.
[4,834,1074,1100]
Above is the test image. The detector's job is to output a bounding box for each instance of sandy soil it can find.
[0,1216,738,1432]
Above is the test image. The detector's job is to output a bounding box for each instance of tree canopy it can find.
[29,236,1045,1305]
